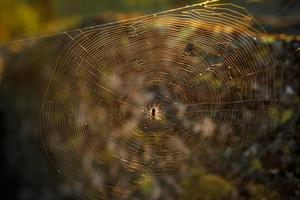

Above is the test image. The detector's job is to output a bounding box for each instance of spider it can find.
[145,104,162,121]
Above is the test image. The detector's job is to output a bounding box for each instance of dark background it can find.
[0,0,300,199]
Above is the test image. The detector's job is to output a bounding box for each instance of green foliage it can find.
[0,0,209,42]
[137,174,155,197]
[181,169,234,200]
[251,184,280,200]
[0,0,40,42]
[281,109,293,123]
[251,159,263,171]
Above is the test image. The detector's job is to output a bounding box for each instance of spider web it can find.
[40,1,281,199]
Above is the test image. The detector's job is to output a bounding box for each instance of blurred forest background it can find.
[0,0,300,200]
[1,0,300,42]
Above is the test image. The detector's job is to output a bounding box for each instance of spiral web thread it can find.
[41,1,281,199]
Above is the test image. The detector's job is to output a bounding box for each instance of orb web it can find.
[41,1,281,199]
